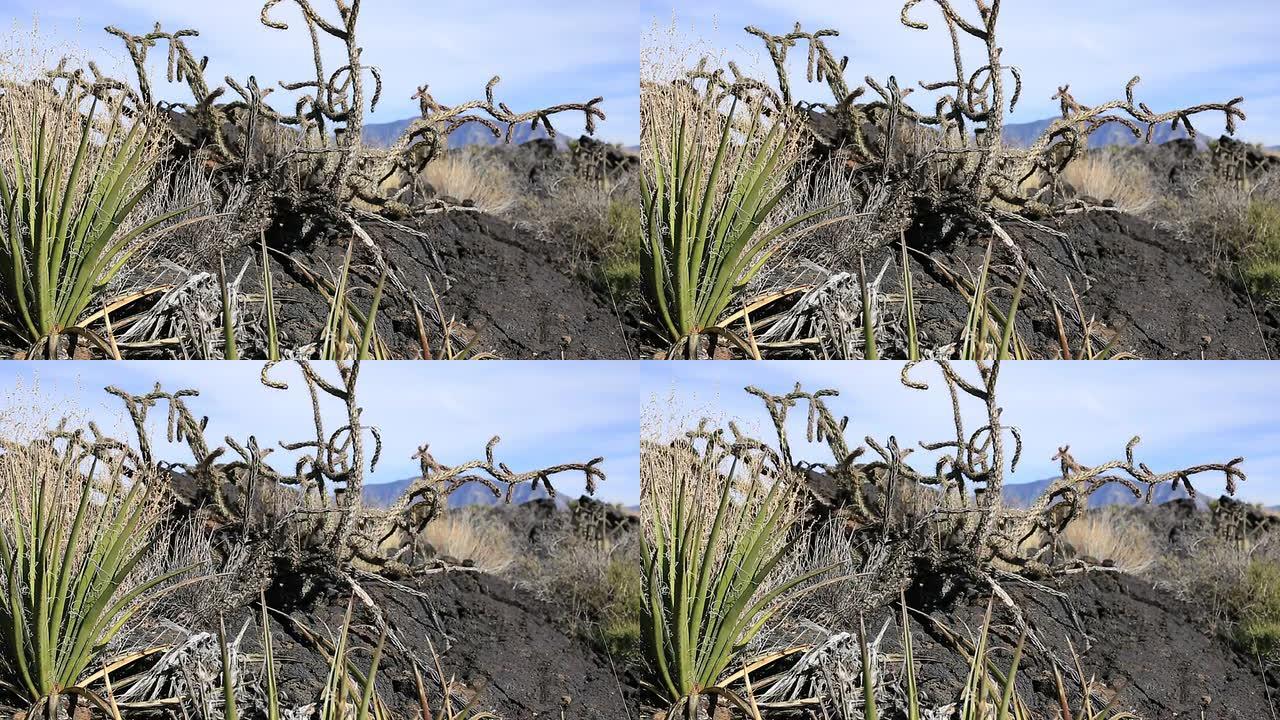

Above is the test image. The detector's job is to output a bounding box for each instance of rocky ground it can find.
[901,209,1279,359]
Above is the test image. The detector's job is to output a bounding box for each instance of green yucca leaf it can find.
[320,598,355,720]
[859,255,878,360]
[219,255,239,360]
[357,270,387,361]
[996,629,1026,720]
[261,237,280,362]
[902,237,920,361]
[355,629,386,720]
[261,595,280,720]
[219,616,239,720]
[961,239,996,361]
[997,269,1027,361]
[859,616,878,720]
[902,597,920,720]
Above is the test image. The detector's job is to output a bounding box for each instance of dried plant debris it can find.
[12,360,604,589]
[63,2,605,219]
[666,360,1244,584]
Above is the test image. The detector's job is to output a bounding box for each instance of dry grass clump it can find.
[1059,151,1157,213]
[421,507,517,574]
[1060,507,1158,574]
[421,149,518,214]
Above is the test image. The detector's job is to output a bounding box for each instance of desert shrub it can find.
[1059,150,1157,213]
[0,438,189,708]
[1239,200,1280,299]
[1159,168,1280,303]
[421,149,517,215]
[601,197,642,296]
[1059,507,1158,574]
[599,553,642,657]
[512,522,641,661]
[1232,560,1280,657]
[421,508,517,574]
[513,163,642,298]
[0,84,182,349]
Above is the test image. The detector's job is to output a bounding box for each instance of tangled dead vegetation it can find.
[639,3,1254,358]
[12,360,605,597]
[62,2,604,220]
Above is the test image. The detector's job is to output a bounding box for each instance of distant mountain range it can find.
[362,477,569,510]
[1001,477,1206,509]
[361,118,571,150]
[1001,118,1205,150]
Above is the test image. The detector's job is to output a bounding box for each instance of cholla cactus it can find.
[90,360,605,581]
[699,360,1245,580]
[710,3,1245,221]
[53,0,608,217]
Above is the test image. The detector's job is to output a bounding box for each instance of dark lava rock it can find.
[893,211,1279,359]
[255,571,640,717]
[881,572,1275,719]
[234,209,638,359]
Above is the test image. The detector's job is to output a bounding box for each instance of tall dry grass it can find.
[420,149,517,214]
[1060,507,1158,573]
[1059,150,1157,213]
[421,507,517,574]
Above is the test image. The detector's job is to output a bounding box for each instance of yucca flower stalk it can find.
[0,83,183,348]
[640,443,826,716]
[641,85,829,352]
[0,440,187,709]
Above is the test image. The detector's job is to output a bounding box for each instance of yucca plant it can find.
[0,441,187,710]
[0,84,184,350]
[641,446,827,717]
[641,87,829,354]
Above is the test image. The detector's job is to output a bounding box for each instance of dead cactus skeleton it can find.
[695,3,1244,222]
[18,360,606,583]
[55,1,606,217]
[677,359,1245,581]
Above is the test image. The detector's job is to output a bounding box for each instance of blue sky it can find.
[0,0,640,144]
[0,361,640,504]
[641,361,1280,506]
[643,0,1280,145]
